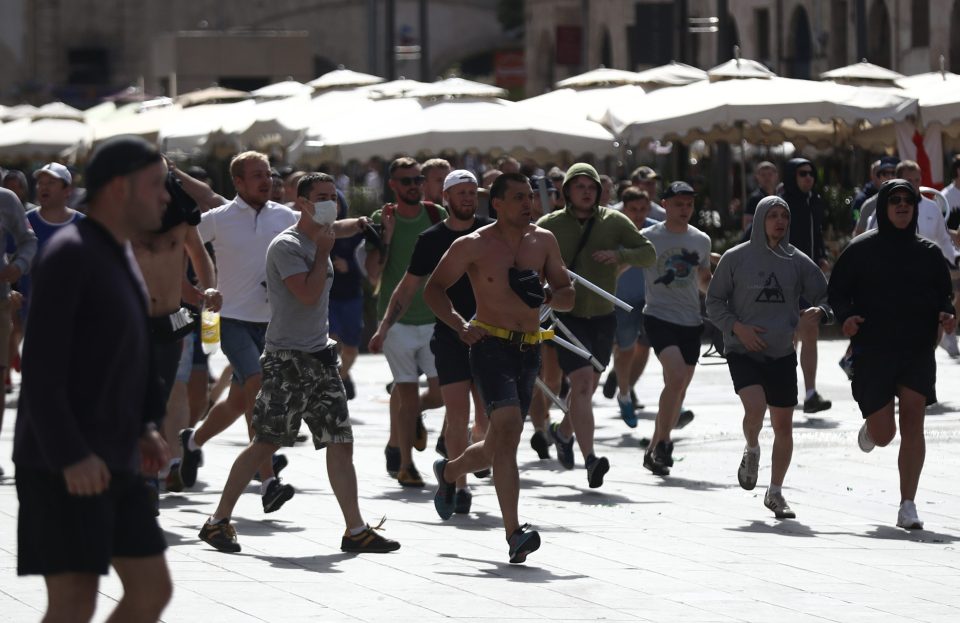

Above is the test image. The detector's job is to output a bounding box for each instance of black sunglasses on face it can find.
[393,175,425,186]
[887,195,916,206]
[797,170,814,178]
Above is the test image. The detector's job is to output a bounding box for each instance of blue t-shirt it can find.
[615,217,656,305]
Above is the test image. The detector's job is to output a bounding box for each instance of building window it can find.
[830,1,848,68]
[67,47,109,86]
[911,0,930,48]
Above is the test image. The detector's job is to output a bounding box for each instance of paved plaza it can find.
[2,339,959,622]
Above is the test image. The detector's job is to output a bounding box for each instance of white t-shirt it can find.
[197,196,298,323]
[867,196,957,264]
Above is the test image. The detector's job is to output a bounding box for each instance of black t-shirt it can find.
[159,176,202,233]
[407,216,493,323]
[330,189,364,300]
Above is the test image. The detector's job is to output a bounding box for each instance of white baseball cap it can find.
[442,169,477,192]
[33,162,72,185]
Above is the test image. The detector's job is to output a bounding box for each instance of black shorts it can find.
[470,337,541,417]
[851,348,937,417]
[643,314,703,366]
[17,468,167,576]
[554,313,617,374]
[153,337,183,407]
[726,352,798,408]
[430,324,472,386]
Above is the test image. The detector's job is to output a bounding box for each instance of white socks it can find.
[260,477,276,496]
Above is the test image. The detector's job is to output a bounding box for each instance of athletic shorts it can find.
[470,337,541,417]
[220,318,267,385]
[851,348,937,417]
[253,348,353,449]
[16,469,167,576]
[0,298,11,368]
[554,313,617,374]
[383,322,437,383]
[153,337,183,406]
[643,314,703,366]
[614,302,650,349]
[175,335,193,384]
[191,326,208,368]
[430,324,472,386]
[329,297,364,348]
[725,352,798,408]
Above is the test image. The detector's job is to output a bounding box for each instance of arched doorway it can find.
[720,14,740,62]
[867,0,892,68]
[787,5,813,78]
[951,1,960,71]
[599,27,612,69]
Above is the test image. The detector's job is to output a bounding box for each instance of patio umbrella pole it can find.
[738,122,747,215]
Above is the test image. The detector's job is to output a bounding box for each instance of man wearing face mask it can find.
[198,173,400,554]
[829,180,955,531]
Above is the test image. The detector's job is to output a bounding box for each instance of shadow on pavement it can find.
[927,402,957,416]
[435,553,588,582]
[162,529,192,547]
[794,417,840,430]
[726,519,818,538]
[534,491,643,506]
[862,524,960,544]
[249,552,350,574]
[650,476,738,491]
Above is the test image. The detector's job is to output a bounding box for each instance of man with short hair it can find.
[599,174,615,206]
[366,157,447,487]
[425,171,574,563]
[14,136,172,622]
[741,161,779,231]
[370,169,492,511]
[180,151,299,509]
[1,169,37,211]
[198,173,400,554]
[641,181,713,476]
[537,163,656,487]
[421,158,452,204]
[854,157,898,236]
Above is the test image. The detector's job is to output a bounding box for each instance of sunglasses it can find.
[797,170,815,178]
[887,195,916,206]
[393,175,425,186]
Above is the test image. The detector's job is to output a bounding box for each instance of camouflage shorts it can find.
[252,349,353,449]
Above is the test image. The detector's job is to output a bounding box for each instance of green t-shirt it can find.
[371,203,448,325]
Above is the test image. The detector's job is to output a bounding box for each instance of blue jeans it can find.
[220,318,268,384]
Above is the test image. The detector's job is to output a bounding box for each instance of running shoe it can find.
[764,489,796,519]
[342,374,356,400]
[530,430,551,460]
[253,453,289,482]
[631,389,644,410]
[473,468,491,479]
[414,414,428,452]
[178,428,203,488]
[643,441,670,476]
[455,489,472,514]
[549,422,575,470]
[803,391,832,414]
[664,440,675,467]
[385,445,401,478]
[341,517,401,553]
[165,463,185,493]
[857,422,875,453]
[896,500,924,530]
[738,448,760,491]
[435,434,447,458]
[433,459,456,520]
[677,408,695,429]
[586,455,610,489]
[602,371,618,399]
[397,464,425,488]
[507,524,541,564]
[618,395,638,428]
[262,479,295,513]
[199,519,241,553]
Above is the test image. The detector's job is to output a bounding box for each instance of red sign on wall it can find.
[495,50,526,88]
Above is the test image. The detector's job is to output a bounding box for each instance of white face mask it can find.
[312,200,337,227]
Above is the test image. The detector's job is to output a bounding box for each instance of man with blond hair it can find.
[421,158,451,204]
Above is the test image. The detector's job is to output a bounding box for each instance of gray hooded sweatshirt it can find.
[706,196,833,359]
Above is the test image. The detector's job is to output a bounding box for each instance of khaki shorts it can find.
[0,298,12,368]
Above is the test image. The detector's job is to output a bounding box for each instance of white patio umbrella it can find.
[820,60,904,85]
[159,100,256,154]
[0,114,92,159]
[1,104,37,122]
[406,77,507,99]
[308,67,384,91]
[633,61,708,89]
[251,80,312,100]
[516,84,646,126]
[93,100,183,144]
[176,86,250,108]
[555,66,643,88]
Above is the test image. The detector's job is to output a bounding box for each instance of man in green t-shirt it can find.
[366,157,447,487]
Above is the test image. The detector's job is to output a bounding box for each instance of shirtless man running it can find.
[424,172,575,564]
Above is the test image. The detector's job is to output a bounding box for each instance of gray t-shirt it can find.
[641,222,712,326]
[264,227,334,353]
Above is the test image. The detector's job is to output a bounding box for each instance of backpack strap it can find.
[423,201,442,224]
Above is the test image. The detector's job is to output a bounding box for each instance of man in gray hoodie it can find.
[706,196,833,519]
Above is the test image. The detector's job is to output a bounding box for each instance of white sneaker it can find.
[896,500,924,530]
[737,448,760,491]
[763,489,797,519]
[940,332,960,358]
[857,422,875,453]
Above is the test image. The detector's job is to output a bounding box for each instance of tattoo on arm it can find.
[385,301,403,325]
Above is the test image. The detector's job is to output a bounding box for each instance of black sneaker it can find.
[414,414,427,452]
[435,434,447,458]
[549,422,575,470]
[199,519,241,553]
[677,409,695,429]
[508,524,541,564]
[433,459,456,520]
[586,455,610,489]
[145,476,160,517]
[165,464,184,493]
[385,445,401,478]
[803,391,832,414]
[254,453,289,482]
[262,479,295,513]
[664,441,675,467]
[342,375,356,400]
[530,430,551,460]
[602,371,618,399]
[631,389,644,410]
[341,517,401,553]
[178,428,203,488]
[473,468,491,478]
[643,442,670,476]
[455,489,473,514]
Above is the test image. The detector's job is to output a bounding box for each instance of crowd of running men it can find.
[4,141,958,620]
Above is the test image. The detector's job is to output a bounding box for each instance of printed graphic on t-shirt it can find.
[653,248,701,287]
[754,272,785,303]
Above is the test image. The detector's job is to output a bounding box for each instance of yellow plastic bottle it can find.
[200,310,220,355]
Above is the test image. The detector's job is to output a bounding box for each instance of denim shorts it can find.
[614,302,650,349]
[220,318,268,384]
[329,297,364,348]
[470,337,541,417]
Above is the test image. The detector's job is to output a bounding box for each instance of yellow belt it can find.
[471,320,554,345]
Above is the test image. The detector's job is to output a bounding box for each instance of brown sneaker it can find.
[397,464,424,487]
[199,519,241,553]
[341,517,401,553]
[414,414,428,452]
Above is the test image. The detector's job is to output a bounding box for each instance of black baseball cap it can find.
[661,181,696,200]
[85,136,163,201]
[878,156,900,172]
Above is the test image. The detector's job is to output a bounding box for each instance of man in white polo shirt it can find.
[179,151,299,512]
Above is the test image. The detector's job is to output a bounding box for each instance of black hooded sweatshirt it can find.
[778,158,827,263]
[828,179,955,355]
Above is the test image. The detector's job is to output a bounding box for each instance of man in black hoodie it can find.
[779,158,831,414]
[828,179,955,531]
